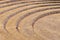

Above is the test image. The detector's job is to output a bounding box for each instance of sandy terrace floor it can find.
[0,1,60,40]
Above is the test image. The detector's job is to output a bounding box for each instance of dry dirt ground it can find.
[0,1,60,40]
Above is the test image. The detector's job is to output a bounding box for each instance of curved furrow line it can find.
[1,1,60,8]
[32,10,60,28]
[0,1,15,4]
[0,2,60,15]
[0,3,43,14]
[1,1,60,4]
[31,1,60,2]
[0,1,60,40]
[0,0,25,4]
[16,7,60,32]
[0,2,27,8]
[0,1,60,4]
[0,0,60,32]
[3,4,42,32]
[1,3,60,15]
[3,5,60,32]
[33,18,60,36]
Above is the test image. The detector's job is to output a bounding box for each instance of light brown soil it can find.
[0,1,60,40]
